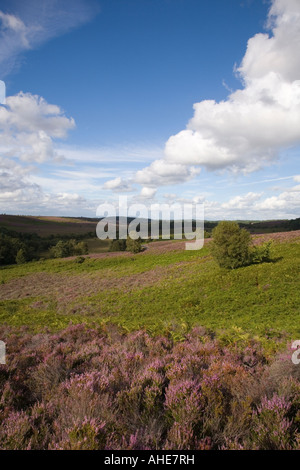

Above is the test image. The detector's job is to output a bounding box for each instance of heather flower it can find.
[252,394,294,450]
[165,379,203,426]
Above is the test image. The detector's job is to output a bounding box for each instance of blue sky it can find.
[0,0,300,219]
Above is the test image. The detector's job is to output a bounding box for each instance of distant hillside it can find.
[1,214,299,237]
[0,215,97,237]
[204,218,300,234]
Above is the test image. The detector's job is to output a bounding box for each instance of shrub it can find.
[109,239,126,252]
[0,324,299,450]
[251,394,293,450]
[251,241,272,264]
[126,236,142,253]
[49,240,89,259]
[211,221,252,269]
[74,241,88,256]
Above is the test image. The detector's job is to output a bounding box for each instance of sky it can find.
[0,0,300,220]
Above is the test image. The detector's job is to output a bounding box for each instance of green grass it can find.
[0,238,299,350]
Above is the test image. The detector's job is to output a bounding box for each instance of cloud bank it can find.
[0,92,75,162]
[113,0,300,190]
[0,91,90,214]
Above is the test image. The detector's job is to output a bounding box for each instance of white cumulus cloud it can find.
[0,92,75,162]
[103,177,133,193]
[138,0,300,185]
[139,187,157,199]
[135,159,200,187]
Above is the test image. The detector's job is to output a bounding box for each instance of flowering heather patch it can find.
[0,324,299,450]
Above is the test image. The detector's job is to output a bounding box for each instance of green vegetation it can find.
[1,215,299,451]
[0,236,299,351]
[109,235,143,253]
[0,230,35,265]
[0,226,91,265]
[211,221,252,269]
[109,239,126,252]
[126,235,143,253]
[210,221,272,269]
[48,239,88,258]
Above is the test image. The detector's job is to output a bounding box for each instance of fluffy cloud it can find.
[221,192,263,210]
[103,177,133,193]
[153,0,300,179]
[0,92,75,162]
[0,156,39,194]
[0,155,95,215]
[0,1,98,76]
[102,159,200,192]
[0,92,92,215]
[253,186,300,215]
[139,187,157,199]
[205,184,300,220]
[238,0,300,83]
[135,159,200,187]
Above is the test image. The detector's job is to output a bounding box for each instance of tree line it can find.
[0,227,89,266]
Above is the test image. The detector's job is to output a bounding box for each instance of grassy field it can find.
[0,231,299,352]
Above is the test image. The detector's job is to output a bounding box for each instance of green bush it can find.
[251,241,272,264]
[74,241,88,256]
[49,240,89,259]
[126,236,142,253]
[211,221,252,269]
[109,239,126,252]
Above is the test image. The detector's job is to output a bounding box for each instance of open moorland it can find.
[0,230,299,341]
[0,227,299,449]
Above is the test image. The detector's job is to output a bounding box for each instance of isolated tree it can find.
[251,240,272,264]
[211,221,251,269]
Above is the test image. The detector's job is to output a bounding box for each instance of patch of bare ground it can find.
[0,259,201,309]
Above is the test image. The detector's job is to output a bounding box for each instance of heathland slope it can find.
[0,230,299,348]
[0,230,299,450]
